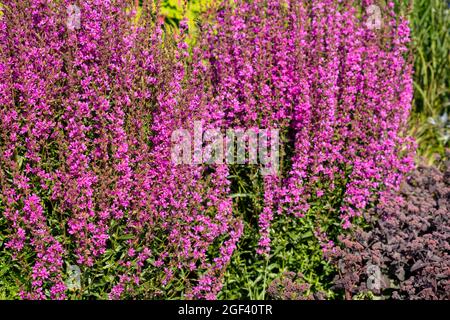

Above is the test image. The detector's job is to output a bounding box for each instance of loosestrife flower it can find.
[0,0,413,299]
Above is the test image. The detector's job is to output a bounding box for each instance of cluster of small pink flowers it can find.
[314,229,336,255]
[0,0,414,300]
[199,0,414,253]
[0,0,243,299]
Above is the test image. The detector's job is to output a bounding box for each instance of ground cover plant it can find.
[0,0,447,300]
[325,154,449,300]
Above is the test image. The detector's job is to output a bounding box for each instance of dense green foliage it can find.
[163,0,449,164]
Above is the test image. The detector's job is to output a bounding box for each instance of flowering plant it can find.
[0,0,414,299]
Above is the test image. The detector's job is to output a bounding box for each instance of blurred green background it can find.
[153,0,449,299]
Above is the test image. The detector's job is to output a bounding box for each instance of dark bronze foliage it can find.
[327,154,449,300]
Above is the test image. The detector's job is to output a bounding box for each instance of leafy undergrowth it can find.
[219,210,337,300]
